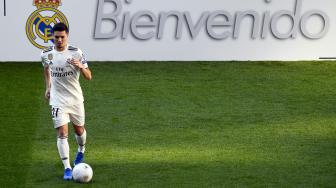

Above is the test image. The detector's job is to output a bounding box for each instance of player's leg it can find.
[73,124,86,165]
[69,103,87,165]
[52,106,72,180]
[57,125,72,180]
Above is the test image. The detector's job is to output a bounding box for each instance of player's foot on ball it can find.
[74,152,84,166]
[63,168,72,180]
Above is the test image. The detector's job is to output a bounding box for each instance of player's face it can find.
[53,31,68,49]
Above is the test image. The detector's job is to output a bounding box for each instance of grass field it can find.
[0,61,335,187]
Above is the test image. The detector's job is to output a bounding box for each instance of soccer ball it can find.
[72,163,93,183]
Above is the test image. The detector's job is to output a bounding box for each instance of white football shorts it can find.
[51,103,85,128]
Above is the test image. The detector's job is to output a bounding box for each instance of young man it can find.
[41,23,92,180]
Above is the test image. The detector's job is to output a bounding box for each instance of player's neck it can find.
[55,45,67,52]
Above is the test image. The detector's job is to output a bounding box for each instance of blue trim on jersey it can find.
[81,53,88,65]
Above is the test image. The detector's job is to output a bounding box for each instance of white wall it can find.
[0,0,335,61]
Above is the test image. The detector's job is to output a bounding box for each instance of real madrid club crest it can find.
[26,0,69,49]
[48,53,53,61]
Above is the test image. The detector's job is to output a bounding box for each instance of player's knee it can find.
[57,126,68,138]
[57,133,68,139]
[73,125,85,136]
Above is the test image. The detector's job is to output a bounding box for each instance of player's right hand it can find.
[45,88,50,100]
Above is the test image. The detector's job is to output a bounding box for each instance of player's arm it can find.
[44,66,51,100]
[41,51,51,100]
[80,67,92,81]
[68,59,92,80]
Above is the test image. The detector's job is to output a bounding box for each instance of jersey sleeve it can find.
[41,51,49,67]
[78,49,88,69]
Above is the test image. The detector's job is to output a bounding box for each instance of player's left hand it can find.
[68,58,84,69]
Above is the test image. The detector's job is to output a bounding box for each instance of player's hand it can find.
[45,88,50,100]
[68,58,84,69]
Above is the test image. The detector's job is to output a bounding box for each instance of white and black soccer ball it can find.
[72,163,93,183]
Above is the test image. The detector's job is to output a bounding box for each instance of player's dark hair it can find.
[52,23,69,34]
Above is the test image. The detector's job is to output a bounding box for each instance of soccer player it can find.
[41,23,92,180]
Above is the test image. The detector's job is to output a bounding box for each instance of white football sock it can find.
[57,137,71,169]
[75,129,86,153]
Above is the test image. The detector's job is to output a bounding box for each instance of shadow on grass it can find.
[25,157,336,188]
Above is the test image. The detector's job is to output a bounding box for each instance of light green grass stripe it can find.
[0,63,43,187]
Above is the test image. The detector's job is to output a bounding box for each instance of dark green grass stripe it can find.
[0,63,44,187]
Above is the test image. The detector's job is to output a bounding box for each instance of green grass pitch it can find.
[0,61,335,187]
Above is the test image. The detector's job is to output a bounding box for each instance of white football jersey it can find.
[41,45,88,107]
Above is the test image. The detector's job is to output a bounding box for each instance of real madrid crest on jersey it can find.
[48,53,53,61]
[26,0,69,49]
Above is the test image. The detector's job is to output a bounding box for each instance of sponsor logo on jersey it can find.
[51,70,74,77]
[50,66,74,77]
[26,0,69,49]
